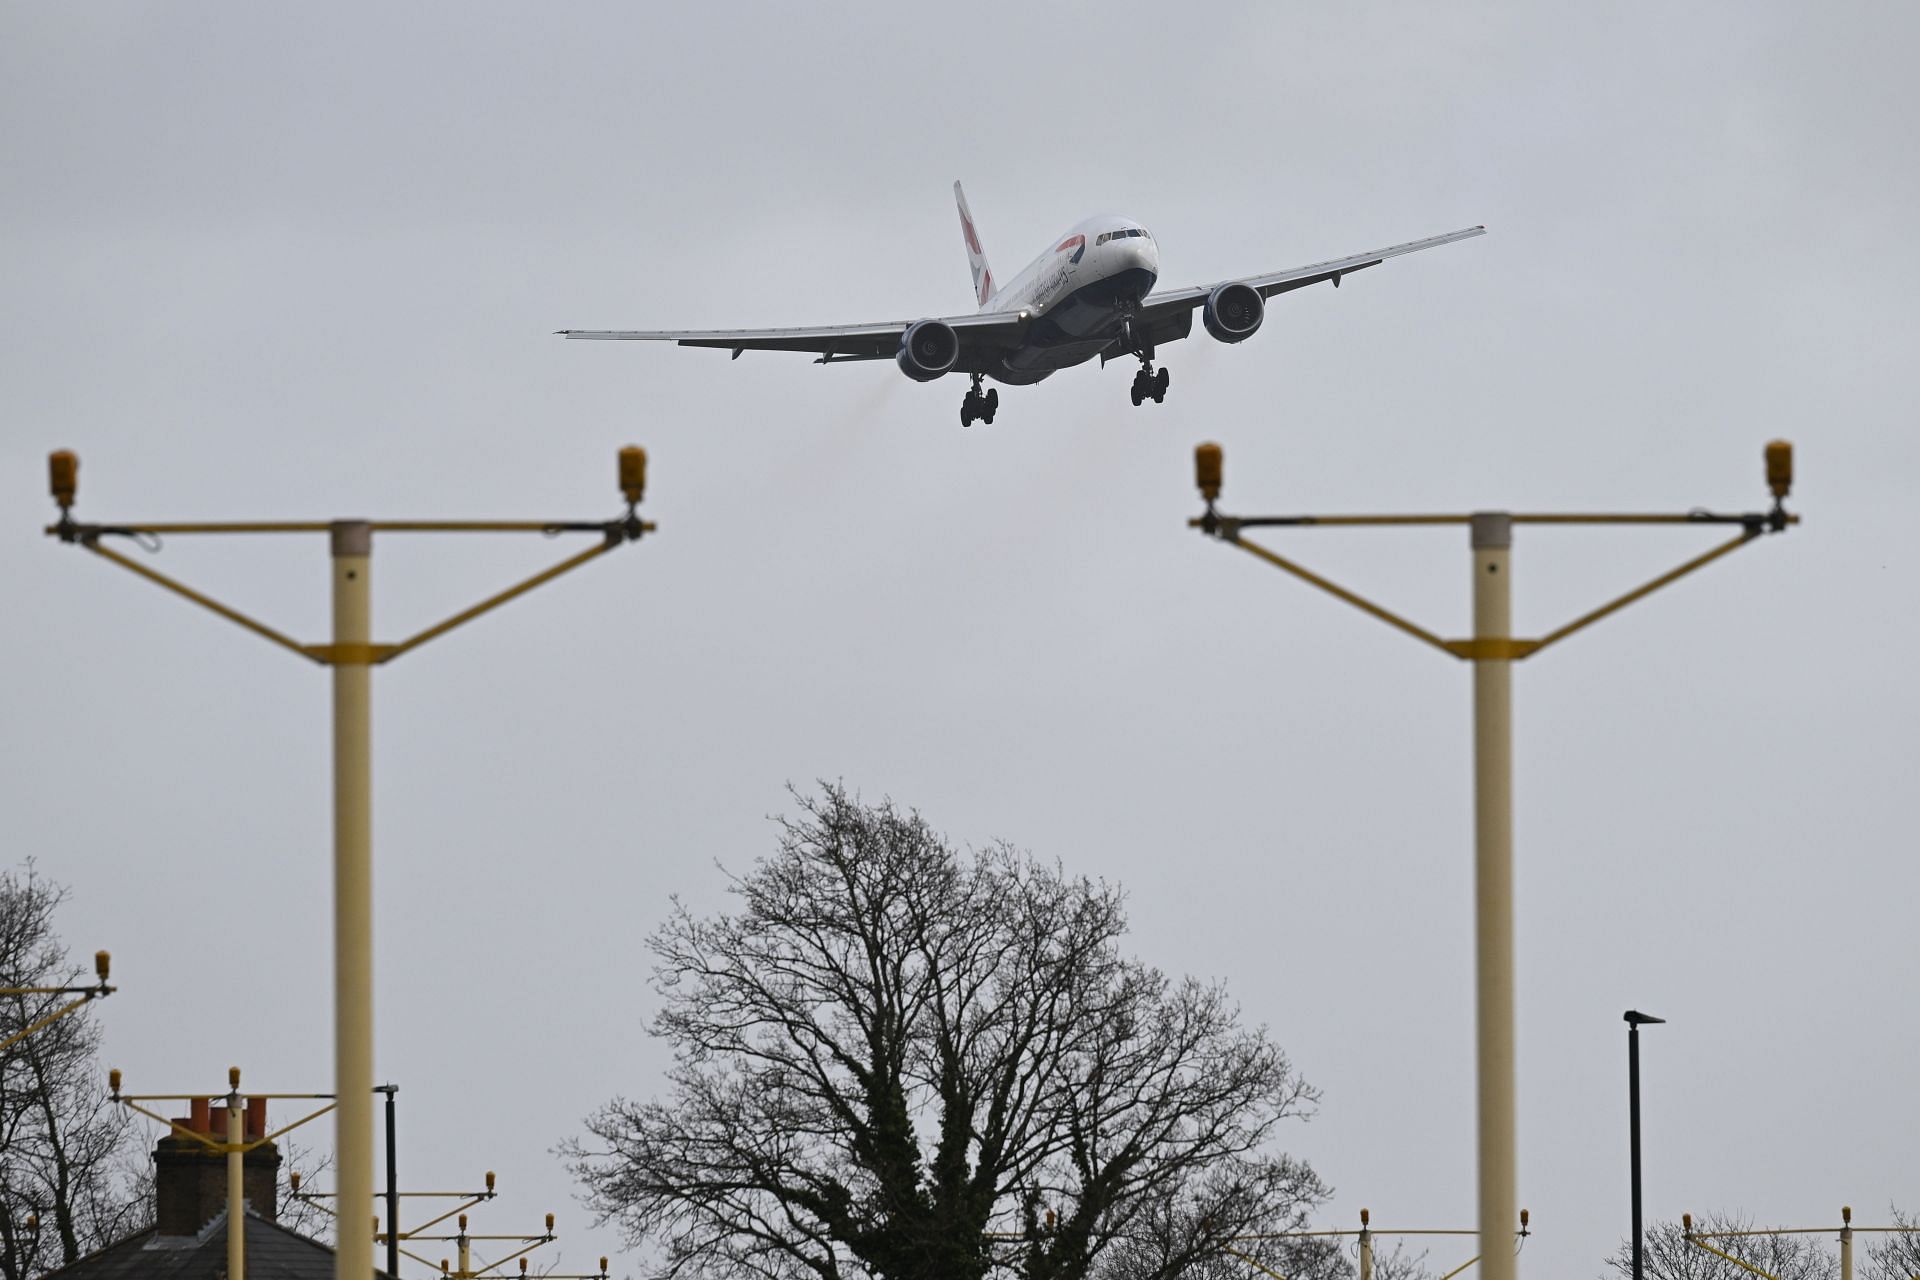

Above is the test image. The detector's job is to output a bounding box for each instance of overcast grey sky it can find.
[4,4,1916,1277]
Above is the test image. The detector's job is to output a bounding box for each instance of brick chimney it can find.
[154,1098,282,1236]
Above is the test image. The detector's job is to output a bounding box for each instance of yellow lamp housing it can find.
[229,1065,241,1089]
[108,1067,122,1097]
[1195,442,1223,502]
[458,1215,468,1233]
[49,450,78,511]
[95,950,111,982]
[290,1172,302,1193]
[485,1171,497,1194]
[520,1261,529,1276]
[545,1212,555,1233]
[600,1259,609,1275]
[619,446,647,506]
[1360,1208,1370,1227]
[1765,440,1792,498]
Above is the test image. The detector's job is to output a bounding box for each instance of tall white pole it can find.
[1471,512,1517,1280]
[1840,1207,1853,1280]
[228,1072,245,1280]
[332,521,374,1280]
[1358,1209,1373,1280]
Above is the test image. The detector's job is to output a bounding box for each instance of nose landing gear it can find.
[1118,310,1169,407]
[960,373,998,427]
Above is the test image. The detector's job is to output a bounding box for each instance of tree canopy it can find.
[571,786,1333,1280]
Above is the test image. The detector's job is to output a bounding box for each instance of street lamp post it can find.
[45,448,653,1280]
[1187,442,1797,1280]
[378,1084,400,1280]
[1624,1011,1664,1280]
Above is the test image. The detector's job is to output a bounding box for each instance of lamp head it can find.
[485,1170,497,1194]
[95,950,111,982]
[1623,1010,1665,1026]
[545,1212,555,1234]
[1195,443,1223,503]
[1765,440,1793,500]
[1360,1208,1370,1227]
[229,1065,241,1089]
[49,450,78,511]
[108,1068,122,1097]
[619,446,647,507]
[291,1172,302,1192]
[458,1214,468,1234]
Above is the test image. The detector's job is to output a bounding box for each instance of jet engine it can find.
[1202,283,1264,344]
[896,319,961,381]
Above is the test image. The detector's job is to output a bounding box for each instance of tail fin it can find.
[953,181,995,307]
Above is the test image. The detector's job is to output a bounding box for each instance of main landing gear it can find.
[1130,361,1169,407]
[960,373,998,427]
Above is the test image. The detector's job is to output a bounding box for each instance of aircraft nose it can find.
[1122,235,1158,278]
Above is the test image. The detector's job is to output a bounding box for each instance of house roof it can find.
[39,1208,382,1280]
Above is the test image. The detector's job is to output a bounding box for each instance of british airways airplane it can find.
[559,183,1484,427]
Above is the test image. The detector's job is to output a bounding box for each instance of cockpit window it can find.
[1096,228,1148,245]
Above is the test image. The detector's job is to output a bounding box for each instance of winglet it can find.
[953,181,995,308]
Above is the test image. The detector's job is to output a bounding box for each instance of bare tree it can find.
[1864,1208,1920,1280]
[0,864,141,1280]
[569,786,1330,1280]
[1602,1216,1837,1280]
[277,1139,338,1242]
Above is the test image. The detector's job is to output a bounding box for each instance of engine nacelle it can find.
[896,319,961,382]
[1202,282,1264,344]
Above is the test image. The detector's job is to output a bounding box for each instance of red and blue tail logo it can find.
[954,181,996,307]
[1056,234,1086,265]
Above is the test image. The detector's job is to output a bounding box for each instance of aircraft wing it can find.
[556,309,1029,363]
[1140,225,1485,319]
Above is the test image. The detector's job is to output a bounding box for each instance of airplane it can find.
[558,183,1484,428]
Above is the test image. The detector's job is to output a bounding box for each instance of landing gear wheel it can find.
[1130,363,1158,407]
[1152,367,1169,403]
[961,378,996,427]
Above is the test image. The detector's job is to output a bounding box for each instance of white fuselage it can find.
[979,215,1161,384]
